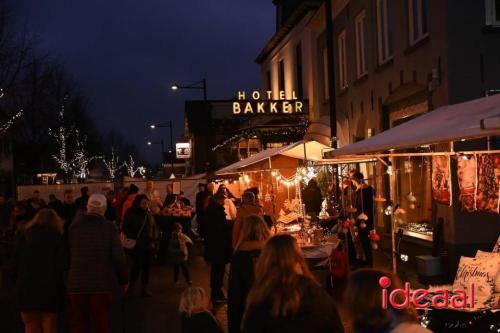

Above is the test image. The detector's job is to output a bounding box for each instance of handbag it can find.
[121,216,146,250]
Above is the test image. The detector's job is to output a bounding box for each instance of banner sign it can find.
[176,142,191,159]
[232,90,307,115]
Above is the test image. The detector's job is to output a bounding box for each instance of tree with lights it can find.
[123,155,146,178]
[71,130,100,181]
[49,102,73,178]
[101,148,123,179]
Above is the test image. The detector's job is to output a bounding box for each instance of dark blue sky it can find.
[12,0,275,163]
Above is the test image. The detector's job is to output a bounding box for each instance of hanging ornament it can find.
[360,221,367,229]
[345,206,357,213]
[406,192,417,202]
[384,204,393,216]
[368,229,381,250]
[357,213,368,221]
[409,203,416,210]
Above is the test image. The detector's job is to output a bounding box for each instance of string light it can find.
[123,155,145,178]
[71,130,100,179]
[102,148,122,179]
[0,110,23,134]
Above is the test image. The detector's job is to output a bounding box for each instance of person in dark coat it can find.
[351,172,375,267]
[11,208,66,333]
[195,183,208,238]
[122,194,154,297]
[179,287,224,333]
[301,179,323,222]
[59,190,77,234]
[242,234,344,333]
[48,194,63,214]
[67,194,129,333]
[204,192,232,302]
[74,186,89,211]
[163,183,177,208]
[228,215,270,333]
[104,190,117,223]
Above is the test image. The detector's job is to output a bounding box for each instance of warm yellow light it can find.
[150,124,156,129]
[171,85,179,91]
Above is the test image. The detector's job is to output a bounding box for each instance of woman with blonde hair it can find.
[179,286,224,333]
[344,269,432,333]
[228,215,270,333]
[242,234,344,333]
[11,208,66,333]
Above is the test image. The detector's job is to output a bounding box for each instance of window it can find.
[408,0,429,45]
[295,43,304,98]
[322,48,329,100]
[338,30,348,90]
[376,0,392,64]
[278,60,285,92]
[266,70,272,92]
[355,10,367,77]
[485,0,500,26]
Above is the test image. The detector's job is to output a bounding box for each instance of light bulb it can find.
[386,165,393,175]
[400,254,409,262]
[271,171,276,177]
[384,205,393,216]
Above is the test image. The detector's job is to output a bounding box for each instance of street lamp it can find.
[146,140,165,162]
[149,121,175,178]
[170,78,207,100]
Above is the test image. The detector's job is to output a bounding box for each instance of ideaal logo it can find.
[379,276,475,309]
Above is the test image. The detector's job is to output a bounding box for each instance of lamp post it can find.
[149,121,175,178]
[147,140,165,162]
[170,78,207,100]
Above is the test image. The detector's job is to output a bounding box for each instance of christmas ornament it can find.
[360,221,367,229]
[357,213,368,221]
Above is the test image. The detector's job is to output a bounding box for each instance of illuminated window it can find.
[485,0,500,26]
[408,0,429,45]
[338,30,347,90]
[355,10,367,78]
[376,0,392,64]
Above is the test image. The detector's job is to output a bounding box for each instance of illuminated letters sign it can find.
[232,91,307,115]
[176,142,191,159]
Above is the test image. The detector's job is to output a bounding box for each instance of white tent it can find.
[325,94,500,158]
[215,140,332,175]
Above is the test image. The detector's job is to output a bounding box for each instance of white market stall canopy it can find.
[325,94,500,158]
[216,140,332,175]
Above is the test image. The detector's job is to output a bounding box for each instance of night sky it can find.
[12,0,275,163]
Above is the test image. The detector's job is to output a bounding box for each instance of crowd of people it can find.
[0,177,432,333]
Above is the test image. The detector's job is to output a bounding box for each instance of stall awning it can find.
[215,140,332,175]
[325,94,500,158]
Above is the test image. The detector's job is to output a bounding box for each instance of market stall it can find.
[321,94,500,327]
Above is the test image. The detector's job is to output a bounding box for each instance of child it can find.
[168,222,193,285]
[179,287,224,333]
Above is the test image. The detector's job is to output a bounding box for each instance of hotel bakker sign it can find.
[232,90,307,115]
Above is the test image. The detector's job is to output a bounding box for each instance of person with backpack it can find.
[168,222,193,286]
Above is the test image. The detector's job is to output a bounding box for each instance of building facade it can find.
[256,0,500,277]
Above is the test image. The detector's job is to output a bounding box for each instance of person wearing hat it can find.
[67,193,129,333]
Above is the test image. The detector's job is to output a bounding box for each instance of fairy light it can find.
[0,110,23,134]
[102,148,122,179]
[50,103,73,175]
[71,130,100,179]
[123,155,144,178]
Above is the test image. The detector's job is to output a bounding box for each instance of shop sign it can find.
[176,142,191,159]
[232,90,306,115]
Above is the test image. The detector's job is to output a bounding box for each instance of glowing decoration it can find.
[409,203,416,210]
[271,170,276,177]
[406,192,417,202]
[71,130,100,179]
[50,103,73,175]
[360,221,367,229]
[138,166,146,177]
[123,155,144,178]
[400,254,409,262]
[0,110,23,134]
[386,164,394,175]
[384,204,393,216]
[101,148,122,179]
[232,90,305,115]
